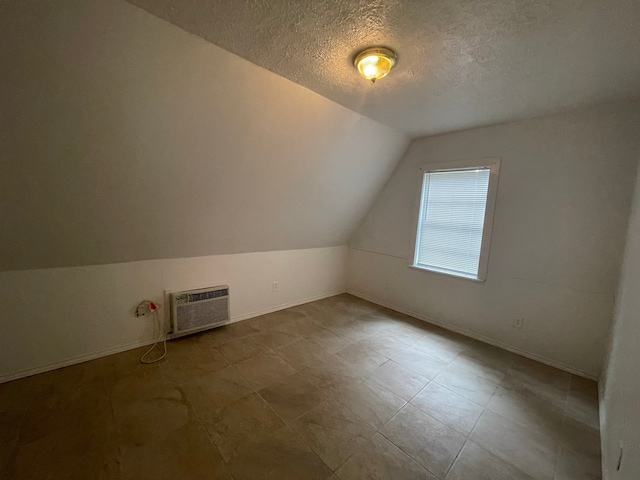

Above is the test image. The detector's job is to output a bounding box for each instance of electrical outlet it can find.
[272,281,279,292]
[513,318,525,329]
[136,304,148,317]
[135,300,158,318]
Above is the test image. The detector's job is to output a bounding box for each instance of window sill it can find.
[408,264,486,283]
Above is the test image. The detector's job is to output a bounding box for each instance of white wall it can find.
[348,104,640,378]
[0,0,408,272]
[0,1,405,382]
[0,246,347,382]
[600,154,640,479]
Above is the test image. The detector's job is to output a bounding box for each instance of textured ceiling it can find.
[127,0,640,137]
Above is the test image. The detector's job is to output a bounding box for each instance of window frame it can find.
[408,158,501,282]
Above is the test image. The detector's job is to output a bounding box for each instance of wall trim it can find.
[230,289,346,322]
[347,288,598,380]
[0,289,346,384]
[598,380,609,480]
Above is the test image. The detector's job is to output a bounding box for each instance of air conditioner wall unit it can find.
[169,285,230,339]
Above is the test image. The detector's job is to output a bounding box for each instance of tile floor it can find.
[0,294,601,479]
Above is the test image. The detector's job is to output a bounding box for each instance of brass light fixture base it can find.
[354,47,397,83]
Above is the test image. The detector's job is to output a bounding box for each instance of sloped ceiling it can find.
[127,0,640,137]
[0,0,408,271]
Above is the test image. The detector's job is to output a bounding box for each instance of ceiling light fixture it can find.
[354,47,397,83]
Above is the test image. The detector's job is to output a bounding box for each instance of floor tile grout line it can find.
[199,418,237,479]
[254,389,337,475]
[375,428,444,479]
[197,387,262,479]
[5,295,598,479]
[461,438,535,480]
[442,389,494,478]
[552,378,574,479]
[277,393,376,474]
[470,405,565,480]
[408,383,485,438]
[315,375,400,433]
[375,379,474,479]
[443,437,471,480]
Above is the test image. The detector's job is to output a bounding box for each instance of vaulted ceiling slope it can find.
[128,0,640,137]
[0,0,408,272]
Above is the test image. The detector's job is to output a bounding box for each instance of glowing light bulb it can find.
[362,63,378,79]
[354,47,397,83]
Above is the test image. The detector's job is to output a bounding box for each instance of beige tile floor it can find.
[0,294,601,479]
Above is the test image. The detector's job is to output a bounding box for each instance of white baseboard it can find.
[347,288,598,380]
[0,289,346,384]
[230,289,346,322]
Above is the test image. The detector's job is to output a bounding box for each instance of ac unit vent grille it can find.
[187,288,228,302]
[176,297,228,332]
[170,285,230,338]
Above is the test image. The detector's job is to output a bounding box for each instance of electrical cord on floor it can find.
[140,304,167,364]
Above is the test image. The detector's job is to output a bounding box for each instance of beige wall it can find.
[0,0,408,272]
[349,104,640,377]
[0,246,348,382]
[600,153,640,479]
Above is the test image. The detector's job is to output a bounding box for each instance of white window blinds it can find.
[415,168,490,278]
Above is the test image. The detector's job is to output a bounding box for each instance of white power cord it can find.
[138,301,167,364]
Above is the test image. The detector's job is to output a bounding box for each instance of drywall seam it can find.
[347,288,598,380]
[349,246,617,298]
[0,288,346,384]
[348,247,408,261]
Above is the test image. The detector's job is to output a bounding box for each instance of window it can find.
[411,159,500,281]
